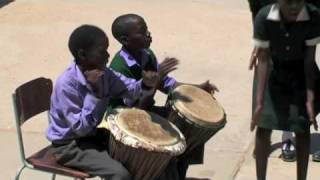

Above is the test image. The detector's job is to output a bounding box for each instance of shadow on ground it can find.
[0,0,14,8]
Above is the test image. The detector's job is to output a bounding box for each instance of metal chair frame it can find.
[12,77,90,180]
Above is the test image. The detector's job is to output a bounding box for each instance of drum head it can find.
[116,109,181,146]
[171,85,225,126]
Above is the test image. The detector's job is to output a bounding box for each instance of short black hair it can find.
[68,24,107,61]
[111,14,144,42]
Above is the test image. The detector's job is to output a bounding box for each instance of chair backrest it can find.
[12,77,53,163]
[13,77,53,126]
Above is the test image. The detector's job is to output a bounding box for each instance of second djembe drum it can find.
[167,85,226,155]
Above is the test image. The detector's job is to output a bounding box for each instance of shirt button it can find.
[285,33,290,37]
[286,46,290,51]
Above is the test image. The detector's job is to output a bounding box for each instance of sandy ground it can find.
[2,1,318,180]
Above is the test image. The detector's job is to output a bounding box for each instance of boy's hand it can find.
[84,69,104,97]
[306,101,318,131]
[142,70,160,88]
[159,57,179,78]
[251,103,263,132]
[249,47,261,70]
[199,80,219,95]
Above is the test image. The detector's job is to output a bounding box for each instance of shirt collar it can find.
[72,61,94,91]
[119,48,150,67]
[267,4,310,22]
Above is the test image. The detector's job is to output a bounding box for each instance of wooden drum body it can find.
[107,108,186,180]
[167,85,226,155]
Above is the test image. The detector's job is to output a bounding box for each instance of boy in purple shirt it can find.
[47,25,175,180]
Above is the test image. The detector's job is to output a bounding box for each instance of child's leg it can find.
[295,130,310,180]
[255,127,272,180]
[52,137,131,180]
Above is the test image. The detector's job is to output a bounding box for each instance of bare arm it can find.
[250,47,269,131]
[249,47,262,70]
[304,46,318,130]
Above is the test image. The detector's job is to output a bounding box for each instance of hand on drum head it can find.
[198,80,219,95]
[159,57,179,78]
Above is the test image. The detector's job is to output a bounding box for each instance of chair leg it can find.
[51,173,56,180]
[15,165,26,180]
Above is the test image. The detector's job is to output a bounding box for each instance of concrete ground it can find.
[0,0,319,180]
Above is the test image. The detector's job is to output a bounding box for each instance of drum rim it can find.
[169,102,227,129]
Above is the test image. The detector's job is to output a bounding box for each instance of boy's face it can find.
[125,19,152,52]
[79,36,110,71]
[279,0,305,22]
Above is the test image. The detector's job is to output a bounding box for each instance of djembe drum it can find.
[167,85,226,155]
[106,108,186,180]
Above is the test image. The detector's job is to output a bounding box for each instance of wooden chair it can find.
[13,77,90,180]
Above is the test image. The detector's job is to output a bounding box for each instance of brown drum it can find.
[106,108,186,180]
[167,85,226,155]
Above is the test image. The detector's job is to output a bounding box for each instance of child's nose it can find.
[147,33,152,41]
[147,31,151,38]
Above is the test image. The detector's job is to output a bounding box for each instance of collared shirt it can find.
[253,3,320,60]
[248,0,320,19]
[46,62,150,144]
[248,0,275,18]
[110,48,176,94]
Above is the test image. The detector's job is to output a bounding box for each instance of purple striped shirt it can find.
[46,62,150,144]
[119,49,176,94]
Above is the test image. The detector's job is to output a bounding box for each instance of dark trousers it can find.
[50,130,131,180]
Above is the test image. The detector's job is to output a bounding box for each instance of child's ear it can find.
[77,49,86,64]
[119,36,129,46]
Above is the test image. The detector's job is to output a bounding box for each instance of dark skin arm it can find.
[136,57,179,109]
[249,47,262,70]
[304,46,318,131]
[137,57,219,109]
[250,47,269,131]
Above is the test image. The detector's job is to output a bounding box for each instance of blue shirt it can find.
[46,62,150,144]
